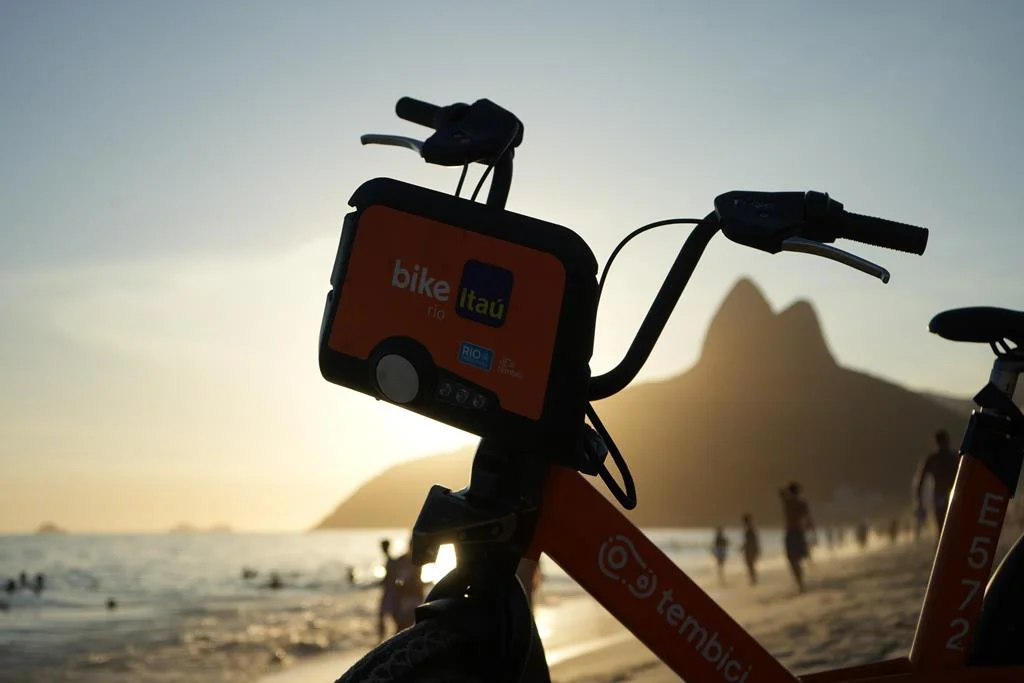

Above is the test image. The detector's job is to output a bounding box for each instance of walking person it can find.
[711,527,729,584]
[741,513,761,585]
[390,544,424,632]
[913,429,959,539]
[377,539,399,641]
[780,481,816,593]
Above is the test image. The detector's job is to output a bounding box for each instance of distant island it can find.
[314,277,990,531]
[36,522,66,534]
[168,523,233,533]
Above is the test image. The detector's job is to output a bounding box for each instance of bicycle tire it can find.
[969,531,1024,666]
[334,620,487,683]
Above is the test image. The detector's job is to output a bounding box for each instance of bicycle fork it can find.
[408,437,551,683]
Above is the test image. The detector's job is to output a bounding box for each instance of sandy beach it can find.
[259,528,1011,683]
[555,539,936,683]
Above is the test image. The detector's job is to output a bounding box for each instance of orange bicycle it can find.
[318,96,1024,682]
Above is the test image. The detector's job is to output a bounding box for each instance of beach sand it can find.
[260,532,1016,683]
[555,539,935,682]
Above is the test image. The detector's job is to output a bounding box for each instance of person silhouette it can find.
[913,429,959,538]
[378,536,424,640]
[390,537,424,633]
[780,482,815,592]
[741,514,761,585]
[377,539,397,641]
[855,519,869,549]
[711,527,729,584]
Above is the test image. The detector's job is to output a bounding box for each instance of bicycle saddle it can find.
[929,307,1024,347]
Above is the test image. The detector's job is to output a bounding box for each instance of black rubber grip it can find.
[395,97,441,129]
[841,212,929,255]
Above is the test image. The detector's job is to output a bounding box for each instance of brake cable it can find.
[454,164,469,197]
[585,217,705,508]
[469,121,522,202]
[586,402,637,509]
[597,218,704,307]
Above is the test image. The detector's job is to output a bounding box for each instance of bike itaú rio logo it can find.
[390,258,512,326]
[598,534,754,683]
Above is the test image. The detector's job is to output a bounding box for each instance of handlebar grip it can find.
[840,212,929,255]
[395,97,441,129]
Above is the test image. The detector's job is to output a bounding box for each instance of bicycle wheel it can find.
[335,620,482,683]
[335,617,550,683]
[969,531,1024,666]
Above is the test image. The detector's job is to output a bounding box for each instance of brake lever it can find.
[781,237,891,283]
[360,134,424,155]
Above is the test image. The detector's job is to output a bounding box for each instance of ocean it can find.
[0,527,846,683]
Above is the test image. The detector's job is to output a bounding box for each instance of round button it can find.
[375,354,419,404]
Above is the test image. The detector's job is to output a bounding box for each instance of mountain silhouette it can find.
[315,278,969,530]
[919,391,978,418]
[316,449,474,530]
[698,278,835,375]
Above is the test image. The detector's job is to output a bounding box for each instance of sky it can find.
[1,1,1022,532]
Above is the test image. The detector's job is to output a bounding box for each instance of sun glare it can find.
[330,400,478,482]
[533,608,553,640]
[420,543,457,585]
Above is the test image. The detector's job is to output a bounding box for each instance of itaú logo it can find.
[455,259,513,328]
[391,260,451,301]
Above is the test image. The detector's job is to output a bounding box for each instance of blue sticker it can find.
[458,341,494,372]
[456,259,513,327]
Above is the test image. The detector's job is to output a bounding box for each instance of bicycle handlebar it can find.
[590,192,929,400]
[717,190,929,255]
[365,96,524,208]
[356,97,932,402]
[395,97,442,129]
[840,211,929,255]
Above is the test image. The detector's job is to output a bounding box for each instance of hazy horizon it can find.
[3,1,1023,532]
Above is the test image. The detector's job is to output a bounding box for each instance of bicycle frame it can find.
[523,438,1020,683]
[909,355,1024,671]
